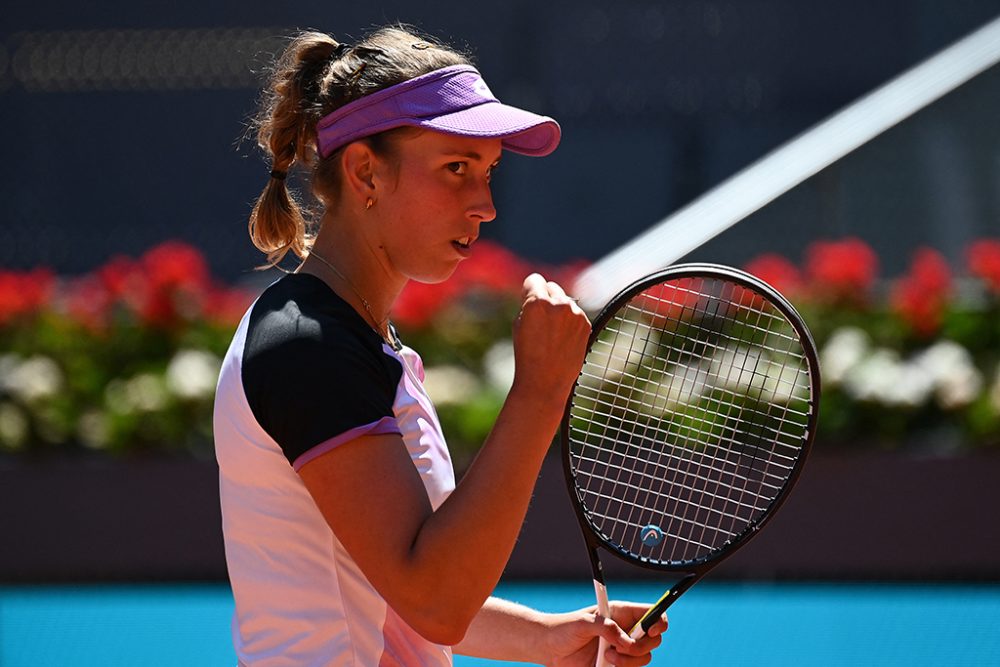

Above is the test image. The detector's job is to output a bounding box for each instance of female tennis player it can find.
[213,25,667,665]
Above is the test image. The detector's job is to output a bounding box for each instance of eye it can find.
[447,161,468,175]
[487,161,500,182]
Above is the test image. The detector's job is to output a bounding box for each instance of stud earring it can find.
[365,197,375,210]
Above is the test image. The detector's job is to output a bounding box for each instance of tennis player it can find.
[214,25,667,666]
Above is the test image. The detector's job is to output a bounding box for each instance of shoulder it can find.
[244,273,393,372]
[239,274,405,465]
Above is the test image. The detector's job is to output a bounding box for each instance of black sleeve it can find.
[241,303,403,467]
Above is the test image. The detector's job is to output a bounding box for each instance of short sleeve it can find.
[240,289,404,470]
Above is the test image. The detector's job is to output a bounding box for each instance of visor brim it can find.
[416,101,561,157]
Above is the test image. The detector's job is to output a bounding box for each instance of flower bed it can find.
[745,238,1000,451]
[1,238,998,462]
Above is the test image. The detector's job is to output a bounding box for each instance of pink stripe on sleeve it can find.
[292,416,401,471]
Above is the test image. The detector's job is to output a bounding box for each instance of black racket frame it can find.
[559,263,822,625]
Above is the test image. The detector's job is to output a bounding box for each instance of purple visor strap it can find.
[315,65,560,158]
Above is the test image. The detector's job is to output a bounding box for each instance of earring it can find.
[365,197,375,210]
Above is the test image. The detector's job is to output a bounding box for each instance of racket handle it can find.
[593,579,612,667]
[627,576,696,639]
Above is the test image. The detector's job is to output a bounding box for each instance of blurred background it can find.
[2,1,999,665]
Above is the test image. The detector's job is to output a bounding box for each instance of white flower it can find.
[105,373,169,414]
[590,319,661,379]
[0,354,20,390]
[483,340,516,394]
[129,374,168,412]
[820,327,870,385]
[166,349,222,400]
[644,362,712,414]
[990,365,1000,414]
[3,355,64,403]
[0,402,29,450]
[712,345,768,394]
[843,349,935,408]
[914,341,983,410]
[77,410,110,450]
[421,365,482,406]
[762,357,811,405]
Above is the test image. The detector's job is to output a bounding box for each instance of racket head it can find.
[561,263,820,572]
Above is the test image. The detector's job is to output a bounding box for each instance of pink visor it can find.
[315,65,561,158]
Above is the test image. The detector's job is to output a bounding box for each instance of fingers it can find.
[593,611,634,651]
[644,612,669,638]
[521,272,549,301]
[603,602,667,665]
[511,273,591,399]
[603,629,663,667]
[521,273,583,310]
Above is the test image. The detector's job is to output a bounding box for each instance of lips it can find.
[451,236,476,257]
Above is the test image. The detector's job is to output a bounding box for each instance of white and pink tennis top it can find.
[214,273,456,666]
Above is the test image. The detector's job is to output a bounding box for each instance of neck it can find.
[299,218,404,338]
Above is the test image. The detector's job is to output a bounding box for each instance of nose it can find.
[467,181,497,224]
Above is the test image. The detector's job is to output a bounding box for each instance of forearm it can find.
[405,386,566,626]
[452,596,552,662]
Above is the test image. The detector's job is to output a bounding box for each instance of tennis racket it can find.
[560,264,820,666]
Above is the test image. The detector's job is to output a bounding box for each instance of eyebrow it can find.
[441,150,502,163]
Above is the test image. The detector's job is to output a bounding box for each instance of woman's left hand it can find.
[540,600,668,667]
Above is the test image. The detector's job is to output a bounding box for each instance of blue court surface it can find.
[1,581,998,666]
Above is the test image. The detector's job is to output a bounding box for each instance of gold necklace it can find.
[308,249,398,349]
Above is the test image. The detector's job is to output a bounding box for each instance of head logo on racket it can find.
[640,524,664,547]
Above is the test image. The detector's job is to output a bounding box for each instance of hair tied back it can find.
[332,42,352,59]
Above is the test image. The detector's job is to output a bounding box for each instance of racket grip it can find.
[593,579,612,667]
[627,587,678,639]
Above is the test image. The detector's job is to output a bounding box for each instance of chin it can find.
[408,265,460,285]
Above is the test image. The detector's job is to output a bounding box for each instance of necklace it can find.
[308,249,398,349]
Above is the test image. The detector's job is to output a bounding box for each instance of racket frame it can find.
[560,263,821,639]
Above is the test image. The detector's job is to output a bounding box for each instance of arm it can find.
[454,596,669,666]
[299,275,590,645]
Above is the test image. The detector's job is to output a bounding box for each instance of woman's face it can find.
[369,131,502,285]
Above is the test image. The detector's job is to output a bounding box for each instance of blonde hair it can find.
[248,26,471,269]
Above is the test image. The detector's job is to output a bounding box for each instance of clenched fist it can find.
[511,273,591,404]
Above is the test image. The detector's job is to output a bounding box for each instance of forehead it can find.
[397,130,503,162]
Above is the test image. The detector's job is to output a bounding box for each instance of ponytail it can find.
[248,32,341,270]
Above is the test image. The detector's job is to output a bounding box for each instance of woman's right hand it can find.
[511,273,591,403]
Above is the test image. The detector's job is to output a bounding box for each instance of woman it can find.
[214,25,667,666]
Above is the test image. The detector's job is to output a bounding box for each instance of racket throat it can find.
[630,573,701,638]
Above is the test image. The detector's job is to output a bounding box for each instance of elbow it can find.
[416,621,469,648]
[398,605,476,647]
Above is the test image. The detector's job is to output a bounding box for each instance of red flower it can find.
[393,281,462,329]
[393,241,533,329]
[635,277,704,325]
[891,247,952,337]
[0,268,55,325]
[141,241,211,292]
[63,275,114,332]
[204,284,257,328]
[805,237,878,303]
[450,240,531,295]
[968,239,1000,294]
[743,254,803,298]
[98,255,142,299]
[102,241,213,328]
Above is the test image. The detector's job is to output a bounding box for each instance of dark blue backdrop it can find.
[2,1,998,284]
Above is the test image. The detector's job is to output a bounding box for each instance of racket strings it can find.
[572,382,810,452]
[568,276,814,565]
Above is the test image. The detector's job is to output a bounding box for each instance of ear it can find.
[340,142,378,203]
